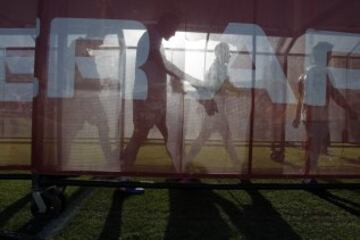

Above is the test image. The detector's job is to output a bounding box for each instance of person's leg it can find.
[61,99,84,170]
[156,112,168,141]
[304,122,324,175]
[61,126,80,170]
[183,117,212,171]
[219,116,240,170]
[117,101,152,194]
[122,125,151,170]
[117,134,147,193]
[156,112,179,170]
[92,112,112,162]
[120,100,153,170]
[86,97,114,167]
[320,122,330,154]
[97,121,112,162]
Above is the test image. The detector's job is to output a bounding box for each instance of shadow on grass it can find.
[17,187,89,235]
[97,190,128,240]
[165,188,233,240]
[307,189,360,217]
[165,185,301,240]
[218,189,301,240]
[0,193,32,228]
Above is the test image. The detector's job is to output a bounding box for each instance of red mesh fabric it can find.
[2,0,359,177]
[0,0,38,169]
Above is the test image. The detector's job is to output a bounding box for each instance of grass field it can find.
[0,140,360,239]
[0,178,359,240]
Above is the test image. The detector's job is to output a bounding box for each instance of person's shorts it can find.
[133,100,166,128]
[62,96,107,128]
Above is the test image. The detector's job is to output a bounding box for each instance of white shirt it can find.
[198,59,228,99]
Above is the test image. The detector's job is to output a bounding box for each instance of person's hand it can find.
[186,75,203,88]
[170,77,185,94]
[292,118,300,128]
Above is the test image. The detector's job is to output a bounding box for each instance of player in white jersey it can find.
[184,42,242,171]
[293,42,357,179]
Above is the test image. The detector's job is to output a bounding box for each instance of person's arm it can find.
[221,79,242,96]
[169,75,185,94]
[293,74,305,128]
[157,46,204,87]
[328,79,358,119]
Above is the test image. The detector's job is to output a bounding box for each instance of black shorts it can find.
[133,100,166,129]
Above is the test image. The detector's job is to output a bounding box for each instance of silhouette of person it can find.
[293,42,357,177]
[62,36,112,169]
[184,42,242,171]
[121,12,202,171]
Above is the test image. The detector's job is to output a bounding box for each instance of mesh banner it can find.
[2,0,359,177]
[0,0,38,169]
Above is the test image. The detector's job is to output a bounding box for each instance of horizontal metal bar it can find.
[0,174,32,180]
[30,170,360,179]
[42,178,360,190]
[0,174,359,190]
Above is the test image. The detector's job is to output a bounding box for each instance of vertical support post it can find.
[31,174,47,213]
[247,0,258,177]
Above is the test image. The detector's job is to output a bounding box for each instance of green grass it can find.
[0,180,32,231]
[0,141,360,239]
[55,183,360,240]
[0,179,359,240]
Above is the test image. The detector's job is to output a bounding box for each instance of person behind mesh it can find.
[119,12,203,172]
[292,42,357,181]
[62,37,112,169]
[184,42,242,171]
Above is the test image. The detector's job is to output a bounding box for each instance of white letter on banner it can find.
[0,27,38,102]
[221,23,296,104]
[47,18,147,98]
[305,30,360,92]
